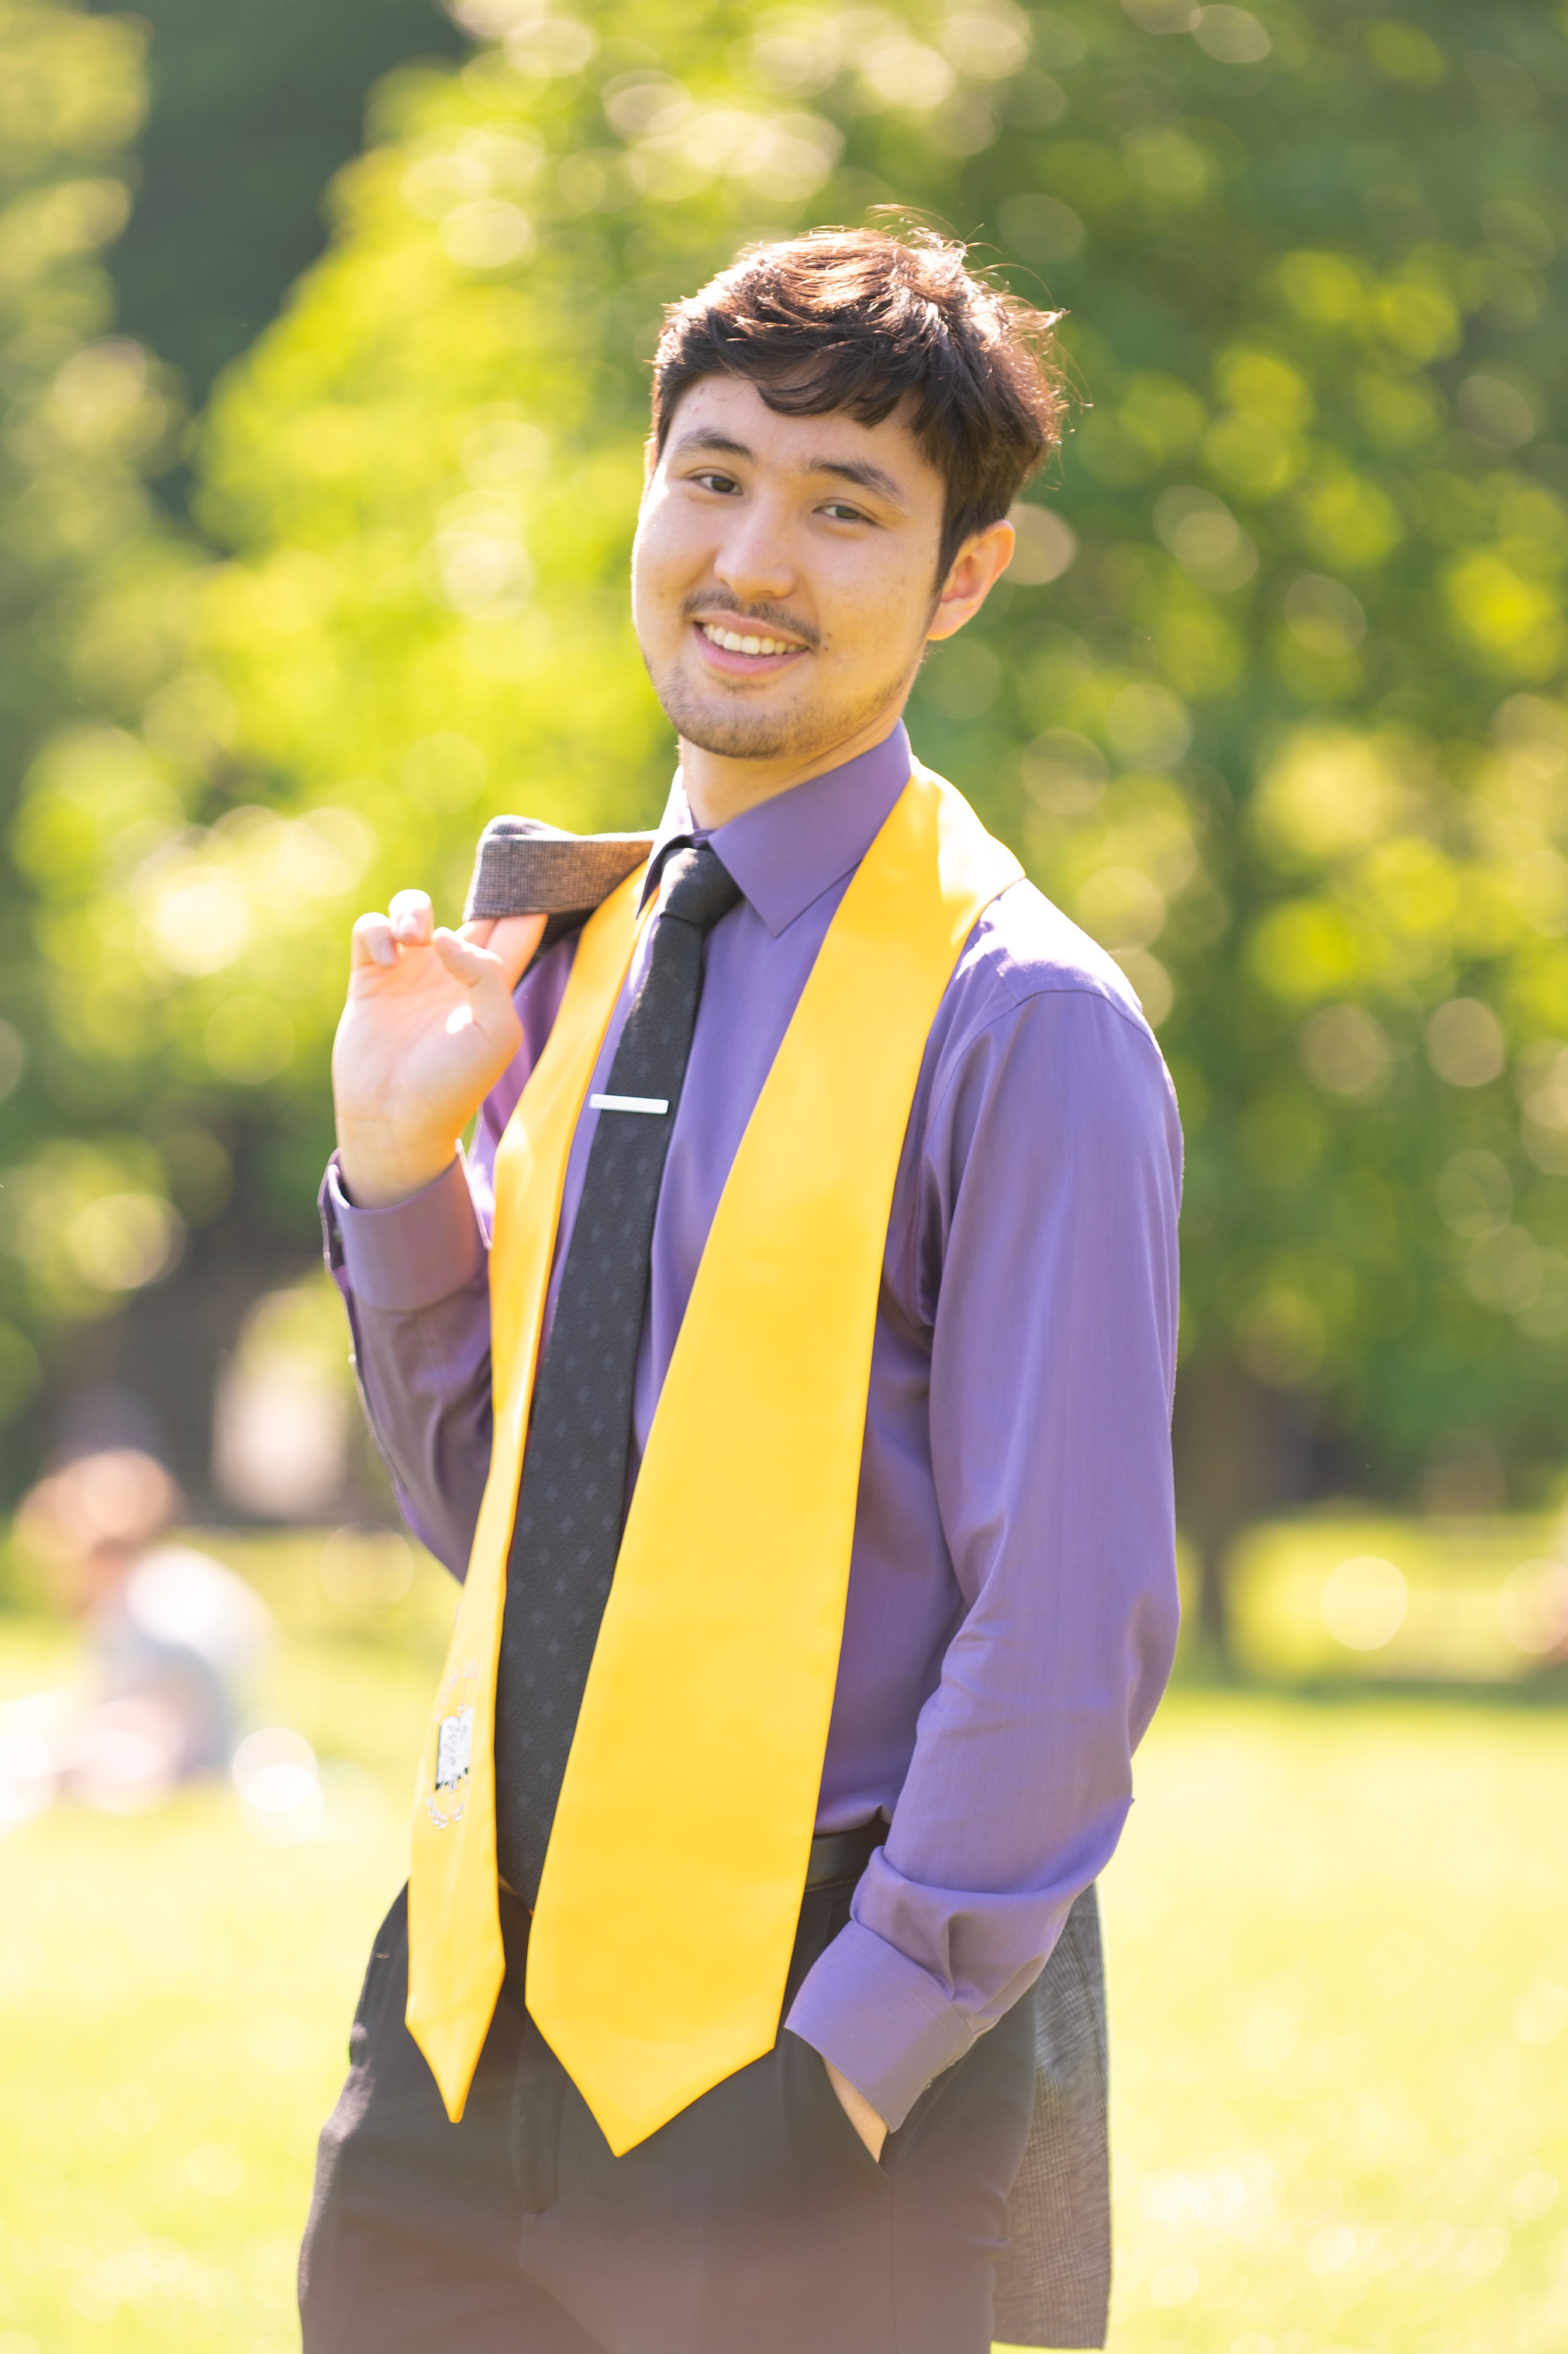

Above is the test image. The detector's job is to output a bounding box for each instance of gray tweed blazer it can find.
[465,814,1112,2349]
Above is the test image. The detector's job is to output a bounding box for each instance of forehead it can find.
[659,374,943,503]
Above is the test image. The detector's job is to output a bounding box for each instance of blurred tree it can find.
[98,0,462,403]
[7,0,1568,1638]
[1,0,466,1509]
[0,0,216,1494]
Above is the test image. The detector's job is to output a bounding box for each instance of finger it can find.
[431,927,501,990]
[389,888,435,946]
[458,911,546,978]
[351,911,397,969]
[434,912,545,995]
[487,911,548,990]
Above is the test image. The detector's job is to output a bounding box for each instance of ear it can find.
[926,517,1016,645]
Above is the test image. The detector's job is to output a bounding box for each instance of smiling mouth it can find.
[697,620,806,659]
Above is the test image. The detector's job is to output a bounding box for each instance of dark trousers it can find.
[299,1872,1037,2354]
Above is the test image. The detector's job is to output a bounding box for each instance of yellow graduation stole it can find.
[406,764,1021,2153]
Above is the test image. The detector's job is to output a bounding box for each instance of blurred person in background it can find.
[2,1445,270,1817]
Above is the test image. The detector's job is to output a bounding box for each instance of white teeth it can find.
[702,623,794,657]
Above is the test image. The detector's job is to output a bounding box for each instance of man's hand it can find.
[333,890,546,1209]
[825,2060,887,2163]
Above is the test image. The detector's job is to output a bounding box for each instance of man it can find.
[304,227,1181,2354]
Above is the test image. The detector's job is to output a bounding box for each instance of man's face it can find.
[631,375,959,767]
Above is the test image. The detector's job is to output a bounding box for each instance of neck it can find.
[678,698,908,830]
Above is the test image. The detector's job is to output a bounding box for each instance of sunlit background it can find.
[1,1,1565,2348]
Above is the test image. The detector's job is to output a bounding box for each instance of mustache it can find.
[681,592,820,652]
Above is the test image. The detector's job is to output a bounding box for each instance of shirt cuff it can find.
[324,1153,487,1313]
[783,1917,976,2133]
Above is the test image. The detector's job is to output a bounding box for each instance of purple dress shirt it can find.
[322,720,1182,2133]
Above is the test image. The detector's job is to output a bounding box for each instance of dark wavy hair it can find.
[651,226,1066,580]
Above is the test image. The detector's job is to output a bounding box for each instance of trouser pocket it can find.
[791,2031,891,2190]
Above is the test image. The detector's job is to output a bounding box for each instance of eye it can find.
[691,469,741,495]
[821,500,871,524]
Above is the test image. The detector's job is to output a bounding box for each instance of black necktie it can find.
[494,843,742,1903]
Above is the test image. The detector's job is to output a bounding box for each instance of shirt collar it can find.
[641,721,913,940]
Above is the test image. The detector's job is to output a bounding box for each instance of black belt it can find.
[805,1816,885,1890]
[502,1816,884,1911]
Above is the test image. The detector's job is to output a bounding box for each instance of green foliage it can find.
[104,0,463,399]
[0,0,207,1437]
[6,0,1568,1503]
[192,0,1568,1492]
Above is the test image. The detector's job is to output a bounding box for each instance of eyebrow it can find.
[668,429,909,512]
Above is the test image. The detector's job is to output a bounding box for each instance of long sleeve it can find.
[785,984,1183,2129]
[321,1153,494,1573]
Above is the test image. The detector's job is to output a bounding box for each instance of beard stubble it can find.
[646,642,919,765]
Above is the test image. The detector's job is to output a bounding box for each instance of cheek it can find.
[630,507,661,591]
[633,501,703,621]
[819,548,931,652]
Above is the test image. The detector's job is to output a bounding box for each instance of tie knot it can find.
[659,843,741,936]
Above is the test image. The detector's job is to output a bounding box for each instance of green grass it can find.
[1087,1691,1568,2354]
[2,1532,1566,2352]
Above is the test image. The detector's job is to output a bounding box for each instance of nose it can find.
[711,494,799,609]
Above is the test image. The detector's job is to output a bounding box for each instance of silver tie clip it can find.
[589,1092,669,1116]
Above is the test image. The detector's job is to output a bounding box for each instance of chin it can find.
[675,710,811,759]
[656,678,817,762]
[652,660,907,768]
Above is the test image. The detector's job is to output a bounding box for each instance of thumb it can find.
[432,927,502,992]
[434,912,545,996]
[459,910,547,991]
